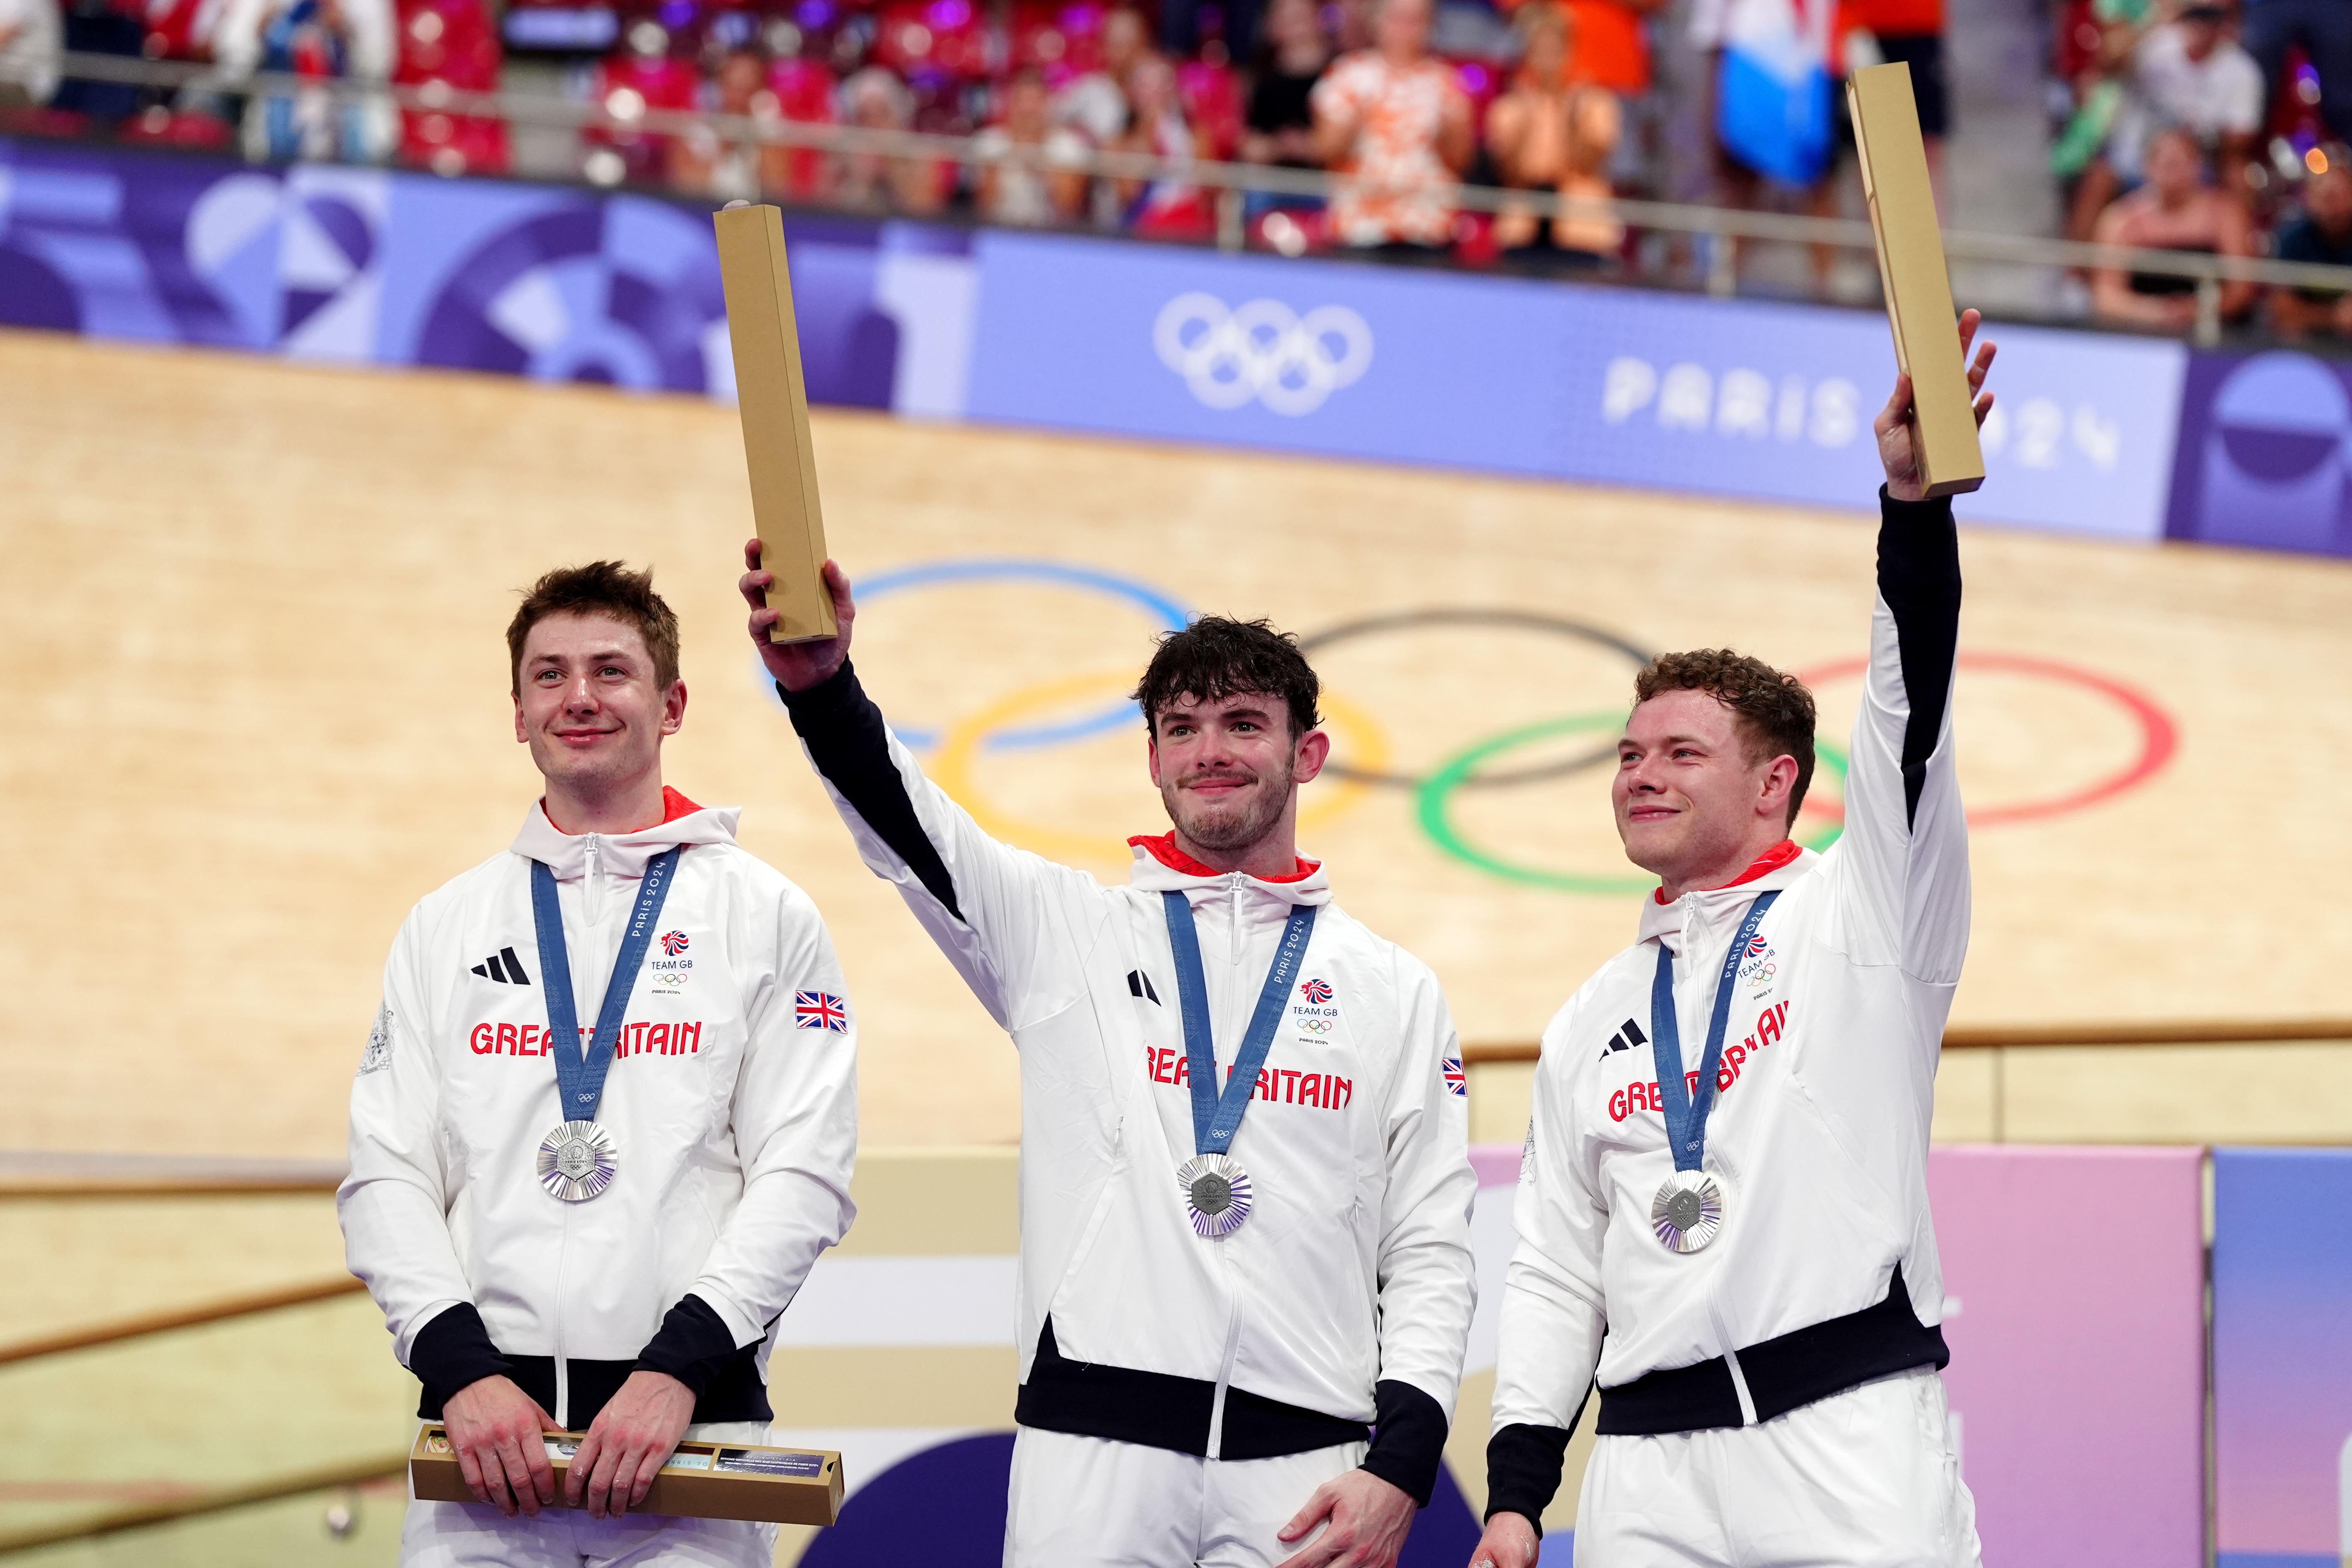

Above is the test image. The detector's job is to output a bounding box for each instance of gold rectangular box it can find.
[714,203,840,643]
[409,1425,844,1526]
[1848,61,1985,498]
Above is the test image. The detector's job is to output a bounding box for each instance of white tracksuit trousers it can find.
[398,1421,779,1568]
[1005,1428,1368,1568]
[1572,1368,1981,1568]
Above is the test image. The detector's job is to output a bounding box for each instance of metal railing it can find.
[17,48,2352,343]
[1459,1016,2352,1065]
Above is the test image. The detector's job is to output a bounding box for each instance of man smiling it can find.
[739,558,1477,1568]
[1470,319,1998,1568]
[341,561,858,1568]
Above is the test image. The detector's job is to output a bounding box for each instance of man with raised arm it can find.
[1469,318,1998,1568]
[737,569,1477,1568]
[341,562,858,1568]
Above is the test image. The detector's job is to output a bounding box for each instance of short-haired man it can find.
[342,561,858,1568]
[1470,319,1998,1568]
[737,565,1477,1568]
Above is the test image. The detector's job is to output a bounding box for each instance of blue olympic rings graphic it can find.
[854,559,1192,752]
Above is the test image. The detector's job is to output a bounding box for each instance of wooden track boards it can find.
[7,331,2352,1158]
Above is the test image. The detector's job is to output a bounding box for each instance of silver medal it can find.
[538,1119,618,1202]
[1651,1169,1725,1254]
[1176,1153,1253,1238]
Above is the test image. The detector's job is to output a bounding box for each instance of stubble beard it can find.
[1167,771,1296,854]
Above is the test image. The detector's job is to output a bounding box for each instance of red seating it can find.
[396,0,509,176]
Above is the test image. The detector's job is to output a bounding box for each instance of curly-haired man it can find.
[1470,316,1999,1568]
[736,570,1477,1568]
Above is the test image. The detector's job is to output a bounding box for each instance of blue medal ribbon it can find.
[1649,890,1779,1172]
[1161,890,1318,1157]
[529,845,684,1125]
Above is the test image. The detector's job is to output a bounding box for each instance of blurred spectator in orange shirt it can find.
[1502,0,1664,94]
[1488,1,1623,263]
[1312,0,1473,253]
[2091,124,2256,328]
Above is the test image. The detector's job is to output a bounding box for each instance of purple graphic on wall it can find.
[2166,349,2352,557]
[0,136,925,407]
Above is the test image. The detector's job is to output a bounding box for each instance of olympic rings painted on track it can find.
[1787,651,2178,827]
[853,560,1192,752]
[930,671,1394,863]
[1413,711,1852,895]
[1295,609,1654,789]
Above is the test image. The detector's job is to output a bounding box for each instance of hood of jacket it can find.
[510,786,742,878]
[1123,831,1334,907]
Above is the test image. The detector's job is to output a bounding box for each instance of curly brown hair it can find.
[1633,649,1816,826]
[1132,616,1321,741]
[506,561,682,697]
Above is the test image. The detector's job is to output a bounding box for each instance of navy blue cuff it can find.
[1359,1379,1448,1508]
[408,1303,513,1410]
[1483,1422,1575,1536]
[634,1294,744,1397]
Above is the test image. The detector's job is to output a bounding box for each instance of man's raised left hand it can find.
[1274,1469,1416,1568]
[564,1369,697,1519]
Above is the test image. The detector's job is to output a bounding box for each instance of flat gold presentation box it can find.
[409,1425,844,1526]
[1848,60,1985,499]
[714,201,839,645]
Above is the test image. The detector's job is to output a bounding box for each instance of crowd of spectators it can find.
[12,0,2352,331]
[2053,0,2352,335]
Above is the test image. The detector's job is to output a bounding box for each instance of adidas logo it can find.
[1596,1016,1647,1063]
[471,947,533,986]
[1126,969,1160,1004]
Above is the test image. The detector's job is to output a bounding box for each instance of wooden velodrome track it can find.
[6,326,2352,1562]
[7,326,2352,1164]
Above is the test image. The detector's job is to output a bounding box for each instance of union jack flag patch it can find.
[1442,1056,1467,1097]
[794,991,850,1031]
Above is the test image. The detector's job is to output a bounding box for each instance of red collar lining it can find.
[660,786,703,824]
[1128,832,1319,883]
[1652,838,1800,904]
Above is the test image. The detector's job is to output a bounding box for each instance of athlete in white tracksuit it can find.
[1476,339,1998,1568]
[343,569,858,1568]
[740,561,1478,1568]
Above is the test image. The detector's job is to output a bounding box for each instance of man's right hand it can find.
[441,1375,560,1517]
[741,542,854,693]
[1465,1510,1541,1568]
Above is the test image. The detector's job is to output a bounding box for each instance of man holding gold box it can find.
[342,561,858,1567]
[739,564,1477,1568]
[1468,326,1996,1568]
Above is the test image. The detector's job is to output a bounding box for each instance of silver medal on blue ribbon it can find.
[1161,891,1317,1239]
[527,845,684,1203]
[1646,891,1777,1254]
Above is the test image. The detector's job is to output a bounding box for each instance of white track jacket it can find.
[778,669,1476,1501]
[1491,490,1968,1489]
[339,793,858,1430]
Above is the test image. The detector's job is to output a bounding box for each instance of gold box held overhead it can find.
[409,1425,843,1526]
[1847,61,1984,498]
[715,202,838,643]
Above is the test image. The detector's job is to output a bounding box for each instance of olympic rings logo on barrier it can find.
[762,555,2182,894]
[1152,293,1375,418]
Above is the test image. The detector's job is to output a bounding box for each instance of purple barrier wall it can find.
[1928,1145,2208,1566]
